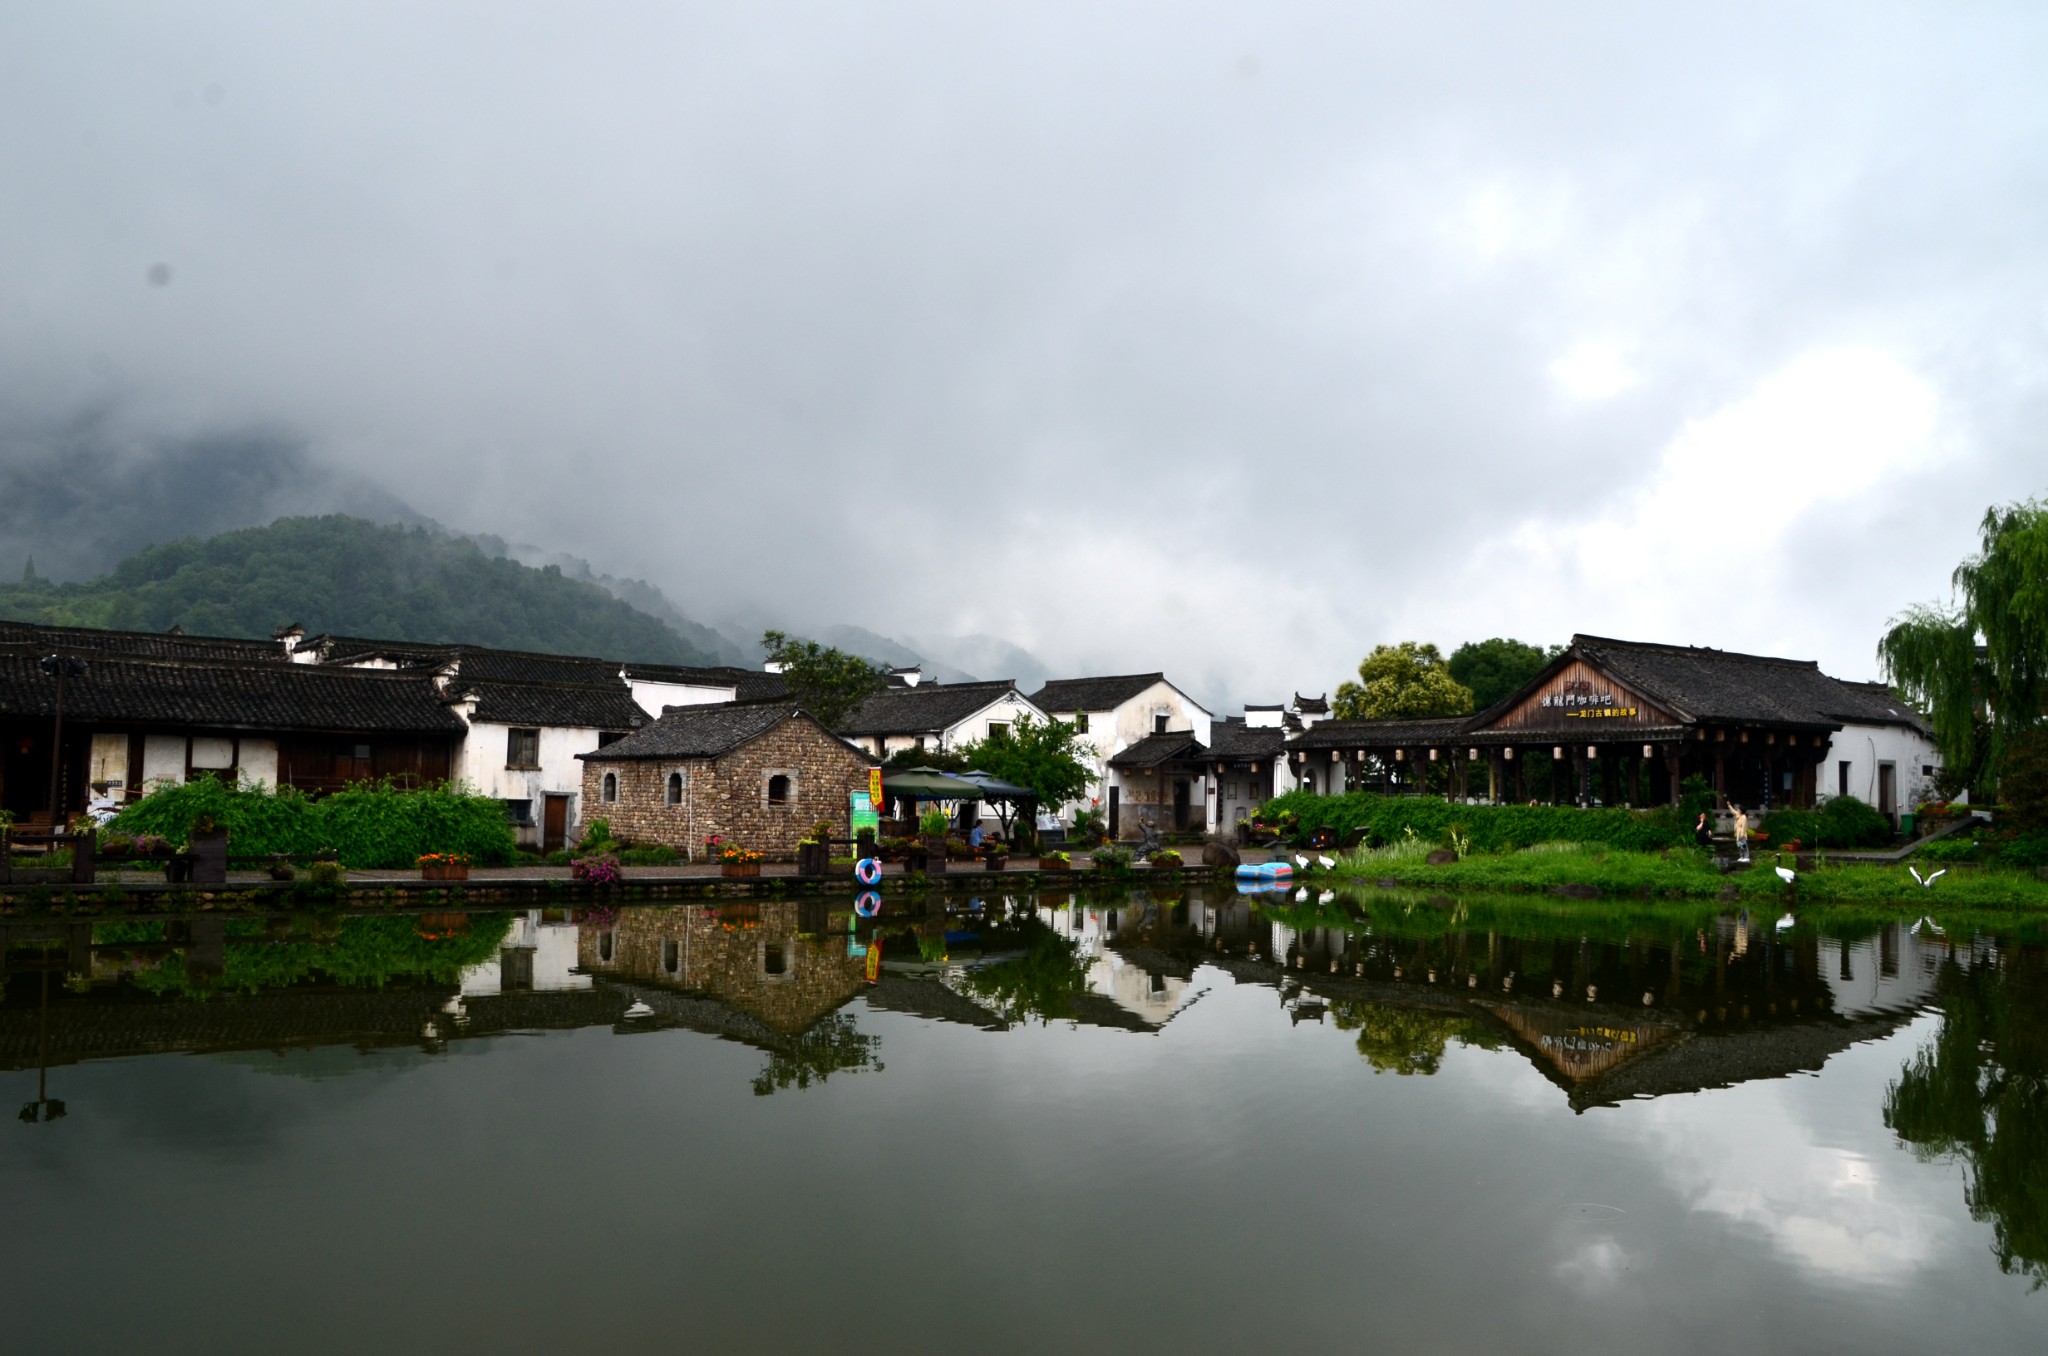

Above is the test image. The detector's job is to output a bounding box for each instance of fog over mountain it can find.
[5,3,2047,711]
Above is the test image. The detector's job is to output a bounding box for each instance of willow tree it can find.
[1878,498,2048,793]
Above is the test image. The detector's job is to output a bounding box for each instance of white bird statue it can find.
[1318,889,1336,905]
[1295,854,1310,868]
[1318,855,1336,870]
[1775,865,1797,886]
[623,999,654,1019]
[1294,886,1309,902]
[1909,865,1947,888]
[1775,912,1796,931]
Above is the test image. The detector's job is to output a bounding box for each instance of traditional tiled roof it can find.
[1108,731,1207,768]
[312,636,624,687]
[1208,718,1286,760]
[1293,692,1330,715]
[838,681,1025,736]
[0,646,465,732]
[1568,636,1909,731]
[578,703,865,762]
[454,681,648,731]
[0,618,284,664]
[1291,716,1472,750]
[624,662,790,702]
[1031,673,1166,713]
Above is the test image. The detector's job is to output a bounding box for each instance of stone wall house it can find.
[577,704,876,861]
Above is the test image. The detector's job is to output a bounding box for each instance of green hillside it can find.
[0,515,718,663]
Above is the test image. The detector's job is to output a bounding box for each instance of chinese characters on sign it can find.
[1541,691,1638,719]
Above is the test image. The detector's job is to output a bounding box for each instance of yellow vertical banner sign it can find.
[869,767,884,809]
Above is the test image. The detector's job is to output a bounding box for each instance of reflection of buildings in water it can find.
[577,901,862,1035]
[460,911,592,996]
[1033,903,1196,1027]
[1195,913,1962,1111]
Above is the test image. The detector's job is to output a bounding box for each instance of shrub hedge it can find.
[1758,796,1892,850]
[108,775,517,869]
[1256,791,1693,853]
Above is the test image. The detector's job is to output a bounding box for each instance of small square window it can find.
[507,728,540,768]
[988,721,1010,741]
[1073,713,1090,733]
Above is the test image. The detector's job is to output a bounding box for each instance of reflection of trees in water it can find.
[752,1013,881,1096]
[1885,946,2048,1286]
[1331,1002,1501,1075]
[959,918,1091,1025]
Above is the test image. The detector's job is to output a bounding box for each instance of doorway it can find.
[1108,786,1120,838]
[1877,763,1897,822]
[542,794,570,852]
[1172,778,1191,831]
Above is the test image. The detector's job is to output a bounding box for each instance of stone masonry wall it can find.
[581,719,875,861]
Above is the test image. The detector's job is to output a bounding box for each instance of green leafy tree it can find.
[761,630,887,731]
[1332,642,1475,721]
[1879,498,2048,794]
[1448,638,1560,710]
[1331,1002,1500,1075]
[952,714,1093,819]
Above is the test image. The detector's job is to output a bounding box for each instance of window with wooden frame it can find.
[767,773,792,806]
[506,728,540,769]
[666,771,683,806]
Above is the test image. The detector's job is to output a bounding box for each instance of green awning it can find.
[880,768,985,800]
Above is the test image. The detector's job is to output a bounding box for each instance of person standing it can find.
[1732,804,1750,862]
[1694,811,1713,847]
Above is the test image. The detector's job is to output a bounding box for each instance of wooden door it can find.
[1173,778,1190,830]
[543,794,569,852]
[1878,764,1897,821]
[1108,786,1120,838]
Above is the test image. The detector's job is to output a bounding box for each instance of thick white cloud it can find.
[2,2,2045,703]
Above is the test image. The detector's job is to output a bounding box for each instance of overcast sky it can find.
[5,2,2046,709]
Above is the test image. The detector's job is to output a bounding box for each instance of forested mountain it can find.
[0,516,720,663]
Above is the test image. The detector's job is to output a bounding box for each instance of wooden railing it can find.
[0,826,97,885]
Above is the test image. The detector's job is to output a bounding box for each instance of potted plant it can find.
[418,851,472,881]
[717,842,764,878]
[1152,848,1183,869]
[1042,850,1072,872]
[983,842,1010,872]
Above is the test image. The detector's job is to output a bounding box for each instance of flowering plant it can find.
[718,843,764,866]
[572,852,622,887]
[1046,850,1071,864]
[417,852,472,868]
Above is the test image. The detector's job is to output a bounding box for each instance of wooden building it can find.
[1279,634,1939,813]
[0,637,466,821]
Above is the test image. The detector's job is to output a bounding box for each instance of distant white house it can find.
[1029,673,1212,834]
[1812,681,1943,822]
[836,680,1047,761]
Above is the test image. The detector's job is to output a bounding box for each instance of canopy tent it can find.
[958,769,1038,835]
[879,767,985,801]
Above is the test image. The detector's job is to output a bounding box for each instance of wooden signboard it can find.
[1483,659,1674,734]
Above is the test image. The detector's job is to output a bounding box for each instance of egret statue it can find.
[1317,855,1336,870]
[1775,912,1796,931]
[1294,886,1309,902]
[1775,865,1797,886]
[1908,865,1947,888]
[1295,854,1309,868]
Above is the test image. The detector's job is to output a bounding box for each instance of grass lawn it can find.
[1321,839,2048,909]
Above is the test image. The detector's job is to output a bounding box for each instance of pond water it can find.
[4,887,2044,1354]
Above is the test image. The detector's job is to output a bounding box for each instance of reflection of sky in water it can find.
[4,914,2040,1353]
